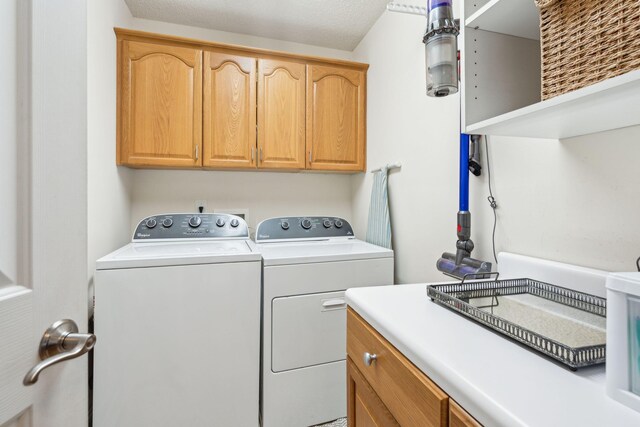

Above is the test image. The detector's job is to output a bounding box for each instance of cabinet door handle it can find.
[251,147,255,162]
[308,150,312,163]
[259,147,263,162]
[363,352,377,366]
[195,145,199,161]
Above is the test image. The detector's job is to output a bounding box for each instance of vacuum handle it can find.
[461,271,499,284]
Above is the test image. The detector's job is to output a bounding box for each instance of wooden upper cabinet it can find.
[203,51,257,169]
[257,59,306,170]
[307,64,366,172]
[116,29,368,172]
[118,40,202,167]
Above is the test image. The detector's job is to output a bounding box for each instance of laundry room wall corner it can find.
[87,0,134,311]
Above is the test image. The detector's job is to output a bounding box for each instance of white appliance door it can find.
[271,291,347,372]
[1,2,90,427]
[93,261,261,427]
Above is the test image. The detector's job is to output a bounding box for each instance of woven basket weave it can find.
[535,0,640,100]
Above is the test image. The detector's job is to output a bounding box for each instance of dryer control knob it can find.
[230,219,239,228]
[323,219,332,228]
[162,218,173,228]
[281,221,290,230]
[334,219,343,228]
[145,218,157,229]
[189,216,202,228]
[216,218,226,227]
[301,219,312,230]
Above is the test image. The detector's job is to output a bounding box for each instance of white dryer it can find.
[255,216,394,427]
[94,213,261,427]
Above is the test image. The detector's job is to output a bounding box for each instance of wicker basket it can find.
[535,0,640,100]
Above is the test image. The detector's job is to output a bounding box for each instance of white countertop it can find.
[346,283,640,427]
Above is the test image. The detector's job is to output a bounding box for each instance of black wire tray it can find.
[427,274,607,370]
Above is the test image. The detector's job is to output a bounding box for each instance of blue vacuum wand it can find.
[436,134,492,279]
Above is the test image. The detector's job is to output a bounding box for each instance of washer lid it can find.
[96,240,260,270]
[256,239,393,266]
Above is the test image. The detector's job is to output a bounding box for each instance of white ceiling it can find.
[124,0,390,51]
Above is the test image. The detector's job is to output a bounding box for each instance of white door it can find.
[1,1,90,426]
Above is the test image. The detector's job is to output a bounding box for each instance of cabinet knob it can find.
[363,352,377,366]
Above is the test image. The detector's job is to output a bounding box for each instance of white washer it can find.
[255,216,394,427]
[94,213,261,427]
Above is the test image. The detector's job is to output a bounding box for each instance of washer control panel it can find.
[133,213,249,241]
[255,216,354,242]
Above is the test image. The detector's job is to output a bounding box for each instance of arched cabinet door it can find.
[119,40,202,167]
[306,64,366,172]
[257,58,306,170]
[203,51,257,169]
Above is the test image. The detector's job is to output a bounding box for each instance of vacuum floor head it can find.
[436,252,492,280]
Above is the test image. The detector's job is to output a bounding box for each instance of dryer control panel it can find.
[132,213,249,241]
[255,216,354,242]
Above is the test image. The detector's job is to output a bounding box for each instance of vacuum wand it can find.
[436,134,492,279]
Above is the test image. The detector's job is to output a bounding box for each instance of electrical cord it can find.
[636,256,640,272]
[485,136,498,264]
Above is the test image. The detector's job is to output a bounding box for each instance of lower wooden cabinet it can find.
[347,308,481,427]
[348,358,400,427]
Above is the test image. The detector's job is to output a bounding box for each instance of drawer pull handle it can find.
[363,352,377,366]
[322,299,346,308]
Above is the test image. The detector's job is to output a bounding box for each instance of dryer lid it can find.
[256,239,393,266]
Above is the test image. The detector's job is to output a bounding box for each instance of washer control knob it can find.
[145,218,157,229]
[334,219,343,228]
[230,218,239,228]
[281,221,290,230]
[216,218,226,227]
[162,218,173,228]
[323,219,332,228]
[188,216,202,228]
[301,219,312,230]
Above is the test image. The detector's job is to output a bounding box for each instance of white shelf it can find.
[466,0,540,40]
[465,70,640,139]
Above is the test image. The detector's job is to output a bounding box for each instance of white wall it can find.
[126,17,356,232]
[351,10,460,283]
[87,0,134,308]
[130,170,353,236]
[352,9,640,283]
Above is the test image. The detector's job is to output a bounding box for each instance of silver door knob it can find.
[363,352,377,366]
[23,319,96,386]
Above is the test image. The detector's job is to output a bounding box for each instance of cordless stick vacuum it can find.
[436,134,492,279]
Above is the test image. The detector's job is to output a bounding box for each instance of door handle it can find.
[23,319,96,386]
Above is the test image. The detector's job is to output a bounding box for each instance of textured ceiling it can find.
[124,0,390,50]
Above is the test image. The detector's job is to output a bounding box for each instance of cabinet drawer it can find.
[347,308,448,427]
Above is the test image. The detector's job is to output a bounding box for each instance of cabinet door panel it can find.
[348,358,399,427]
[258,59,306,169]
[307,65,366,172]
[203,51,256,169]
[120,41,202,167]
